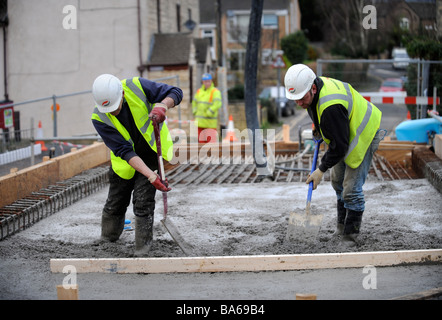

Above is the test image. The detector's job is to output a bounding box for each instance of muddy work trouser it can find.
[331,129,386,212]
[101,167,156,242]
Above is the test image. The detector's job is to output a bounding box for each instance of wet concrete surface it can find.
[0,179,441,301]
[1,110,441,303]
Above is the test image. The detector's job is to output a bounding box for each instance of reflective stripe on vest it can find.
[91,77,173,179]
[317,77,382,168]
[92,108,137,179]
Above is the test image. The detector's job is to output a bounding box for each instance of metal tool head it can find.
[161,218,196,256]
[286,205,323,242]
[286,138,324,242]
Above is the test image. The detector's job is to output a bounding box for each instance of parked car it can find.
[258,86,295,117]
[392,48,410,70]
[379,78,405,93]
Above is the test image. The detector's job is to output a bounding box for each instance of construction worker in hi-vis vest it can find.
[91,74,183,257]
[284,64,386,247]
[192,73,222,143]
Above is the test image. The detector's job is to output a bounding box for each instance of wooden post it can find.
[56,285,79,300]
[296,293,317,300]
[283,124,290,142]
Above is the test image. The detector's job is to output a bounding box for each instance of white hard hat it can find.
[284,64,316,100]
[92,74,123,113]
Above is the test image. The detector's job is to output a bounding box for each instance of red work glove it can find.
[148,171,171,192]
[151,176,171,192]
[149,103,167,123]
[161,177,170,188]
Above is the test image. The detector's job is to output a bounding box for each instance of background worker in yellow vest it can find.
[284,64,386,246]
[91,74,183,256]
[192,73,222,143]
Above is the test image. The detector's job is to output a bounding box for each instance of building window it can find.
[228,50,246,70]
[261,49,273,65]
[227,13,249,43]
[202,29,216,60]
[228,12,280,42]
[400,17,409,30]
[203,29,214,46]
[425,24,434,30]
[262,14,278,29]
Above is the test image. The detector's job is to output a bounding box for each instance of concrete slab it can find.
[0,178,441,300]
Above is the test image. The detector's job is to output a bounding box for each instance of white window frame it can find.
[227,11,250,43]
[228,49,246,70]
[400,17,410,30]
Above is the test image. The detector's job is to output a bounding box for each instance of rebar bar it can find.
[0,165,109,241]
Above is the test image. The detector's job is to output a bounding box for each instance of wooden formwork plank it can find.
[50,249,442,274]
[0,160,59,208]
[56,142,110,181]
[56,285,79,300]
[376,142,416,164]
[0,142,110,208]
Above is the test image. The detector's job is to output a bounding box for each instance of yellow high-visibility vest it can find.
[317,77,382,168]
[192,83,222,128]
[92,77,173,179]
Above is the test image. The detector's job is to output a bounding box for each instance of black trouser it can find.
[101,167,156,240]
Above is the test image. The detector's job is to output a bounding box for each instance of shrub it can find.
[228,84,244,101]
[281,31,309,65]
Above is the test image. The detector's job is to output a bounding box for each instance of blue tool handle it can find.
[307,138,323,203]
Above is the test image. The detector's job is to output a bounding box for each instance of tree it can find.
[319,0,373,58]
[404,35,442,118]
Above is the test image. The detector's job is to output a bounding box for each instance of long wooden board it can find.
[0,142,110,208]
[50,249,442,274]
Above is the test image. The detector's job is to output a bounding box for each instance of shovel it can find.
[152,120,195,256]
[286,138,324,242]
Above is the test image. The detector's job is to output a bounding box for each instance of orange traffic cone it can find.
[406,110,411,120]
[35,120,47,151]
[223,115,238,142]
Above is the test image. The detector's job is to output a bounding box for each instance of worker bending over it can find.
[91,74,183,256]
[284,64,386,246]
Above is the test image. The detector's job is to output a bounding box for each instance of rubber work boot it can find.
[101,213,125,242]
[333,199,346,236]
[134,214,154,257]
[342,209,364,246]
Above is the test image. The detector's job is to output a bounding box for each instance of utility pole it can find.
[215,0,223,67]
[245,0,273,177]
[215,0,228,133]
